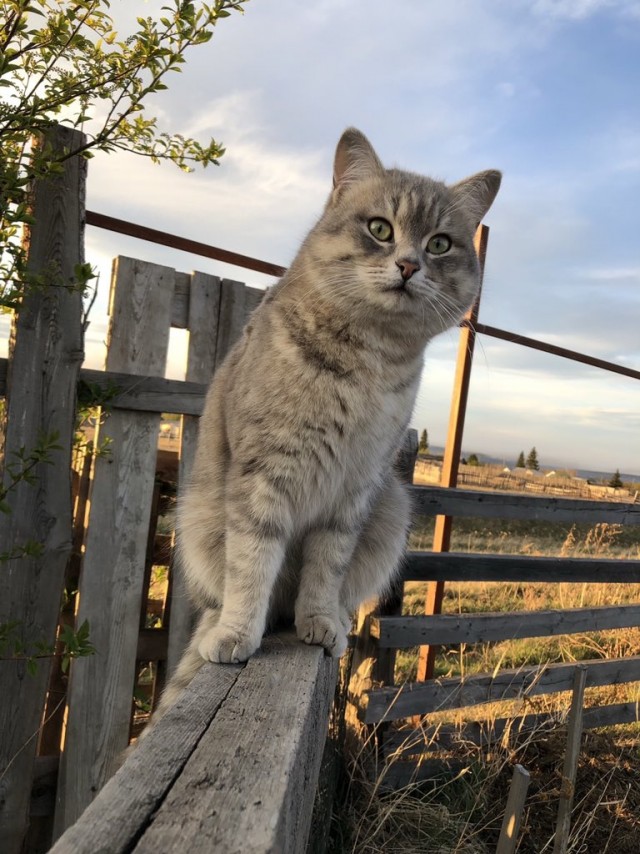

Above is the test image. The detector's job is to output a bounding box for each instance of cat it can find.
[156,127,500,716]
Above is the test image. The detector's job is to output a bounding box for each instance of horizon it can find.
[415,442,640,481]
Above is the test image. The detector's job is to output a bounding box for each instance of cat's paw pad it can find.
[198,625,259,664]
[296,614,347,657]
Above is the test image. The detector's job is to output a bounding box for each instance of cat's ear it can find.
[450,170,502,226]
[333,128,385,193]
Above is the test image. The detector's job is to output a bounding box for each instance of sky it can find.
[6,0,640,475]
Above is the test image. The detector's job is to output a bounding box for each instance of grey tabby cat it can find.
[158,128,500,714]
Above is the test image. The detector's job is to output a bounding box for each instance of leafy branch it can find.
[0,618,95,676]
[1,0,248,306]
[0,429,63,512]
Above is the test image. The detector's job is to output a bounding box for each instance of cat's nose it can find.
[396,259,420,281]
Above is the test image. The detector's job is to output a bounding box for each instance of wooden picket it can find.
[53,257,264,834]
[0,126,87,854]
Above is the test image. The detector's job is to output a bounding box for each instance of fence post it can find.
[417,224,489,681]
[54,257,175,835]
[0,126,86,853]
[348,429,419,716]
[496,764,531,854]
[166,272,222,677]
[553,665,587,854]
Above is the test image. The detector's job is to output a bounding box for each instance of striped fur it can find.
[156,129,500,716]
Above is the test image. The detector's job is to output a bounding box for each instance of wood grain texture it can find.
[553,666,587,854]
[410,485,640,525]
[134,634,338,854]
[372,604,640,648]
[384,701,640,759]
[359,655,640,723]
[55,257,175,834]
[49,662,244,854]
[0,126,86,854]
[497,764,531,854]
[170,274,190,328]
[79,366,207,415]
[53,634,338,854]
[167,272,221,677]
[402,551,640,583]
[348,431,419,711]
[215,278,248,363]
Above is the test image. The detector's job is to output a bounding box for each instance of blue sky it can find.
[9,0,639,474]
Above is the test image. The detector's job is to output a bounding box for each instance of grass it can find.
[398,519,640,682]
[409,516,640,560]
[330,718,640,853]
[330,514,640,852]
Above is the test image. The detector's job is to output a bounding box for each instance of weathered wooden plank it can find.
[136,628,168,661]
[403,551,640,583]
[349,430,420,703]
[167,272,222,677]
[134,634,339,854]
[49,662,244,854]
[358,655,640,723]
[384,701,640,759]
[55,257,175,834]
[553,666,587,854]
[0,126,86,854]
[79,366,207,415]
[497,764,531,854]
[372,604,640,648]
[378,757,467,790]
[215,277,249,362]
[410,485,640,525]
[245,284,266,313]
[170,273,190,329]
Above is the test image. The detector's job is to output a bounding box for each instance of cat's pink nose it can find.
[396,259,419,281]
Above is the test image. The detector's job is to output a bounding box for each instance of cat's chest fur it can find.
[221,298,420,531]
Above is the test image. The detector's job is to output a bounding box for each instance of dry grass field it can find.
[330,476,640,853]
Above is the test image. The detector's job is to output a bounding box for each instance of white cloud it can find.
[531,0,624,20]
[7,0,639,475]
[581,266,640,282]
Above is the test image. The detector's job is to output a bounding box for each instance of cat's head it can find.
[306,128,501,340]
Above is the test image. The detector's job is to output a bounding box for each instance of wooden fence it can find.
[50,634,338,854]
[2,125,640,851]
[2,128,337,852]
[348,482,640,786]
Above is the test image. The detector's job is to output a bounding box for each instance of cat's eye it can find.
[368,218,393,242]
[426,234,452,255]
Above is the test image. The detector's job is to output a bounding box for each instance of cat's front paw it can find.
[296,614,347,657]
[198,624,259,664]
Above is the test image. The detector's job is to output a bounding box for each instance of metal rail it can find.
[86,211,639,382]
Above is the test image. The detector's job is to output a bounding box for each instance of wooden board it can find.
[51,634,338,854]
[372,603,640,648]
[49,662,243,854]
[79,367,207,415]
[0,126,86,854]
[134,635,338,854]
[384,701,640,759]
[166,272,221,677]
[358,655,640,723]
[215,278,248,362]
[54,257,175,834]
[403,551,640,583]
[410,485,640,525]
[496,764,531,854]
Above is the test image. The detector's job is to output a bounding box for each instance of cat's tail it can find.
[140,607,220,737]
